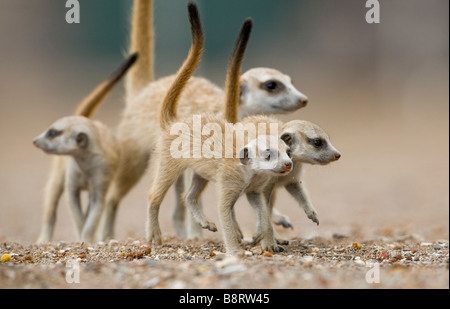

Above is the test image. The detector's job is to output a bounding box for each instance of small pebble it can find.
[263,251,273,258]
[352,242,362,250]
[1,254,12,263]
[108,240,119,247]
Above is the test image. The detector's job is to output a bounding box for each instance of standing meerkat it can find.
[146,3,294,254]
[34,54,138,243]
[101,0,309,241]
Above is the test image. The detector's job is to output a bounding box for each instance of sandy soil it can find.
[0,56,448,289]
[1,235,448,289]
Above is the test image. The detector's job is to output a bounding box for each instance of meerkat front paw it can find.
[305,210,319,225]
[201,221,218,232]
[251,230,264,246]
[147,228,162,245]
[274,231,289,246]
[261,238,285,253]
[272,210,294,229]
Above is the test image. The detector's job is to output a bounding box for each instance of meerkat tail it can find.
[126,0,154,99]
[223,19,253,124]
[159,2,204,129]
[75,53,139,118]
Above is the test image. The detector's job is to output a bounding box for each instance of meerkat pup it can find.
[184,116,341,245]
[251,120,341,244]
[100,0,309,241]
[34,54,138,243]
[146,3,293,254]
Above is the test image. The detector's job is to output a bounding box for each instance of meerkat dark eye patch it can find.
[308,138,326,148]
[46,129,62,139]
[287,149,292,158]
[280,132,294,147]
[263,151,272,161]
[261,80,285,93]
[239,147,251,165]
[76,132,89,148]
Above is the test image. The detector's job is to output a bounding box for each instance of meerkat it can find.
[184,116,341,245]
[252,119,341,244]
[101,0,309,241]
[34,53,138,243]
[146,3,294,254]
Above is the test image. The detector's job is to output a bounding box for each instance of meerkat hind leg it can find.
[247,192,283,253]
[147,165,184,245]
[173,172,206,239]
[173,174,188,238]
[100,149,150,241]
[185,173,217,233]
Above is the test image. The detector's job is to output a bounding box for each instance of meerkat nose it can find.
[299,97,308,107]
[285,162,293,170]
[334,153,341,160]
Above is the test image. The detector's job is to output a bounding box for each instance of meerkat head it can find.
[239,68,308,119]
[280,120,341,166]
[33,116,97,156]
[239,134,293,175]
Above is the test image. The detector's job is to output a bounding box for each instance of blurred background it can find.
[0,0,448,244]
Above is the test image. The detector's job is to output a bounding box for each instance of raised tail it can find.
[74,53,139,118]
[223,19,253,124]
[159,2,204,129]
[126,0,155,101]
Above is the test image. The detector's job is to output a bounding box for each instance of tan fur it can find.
[223,19,253,124]
[103,0,310,241]
[184,119,341,246]
[159,3,204,129]
[126,0,154,100]
[35,54,137,244]
[256,120,341,243]
[145,7,293,254]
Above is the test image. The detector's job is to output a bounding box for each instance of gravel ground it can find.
[1,234,448,289]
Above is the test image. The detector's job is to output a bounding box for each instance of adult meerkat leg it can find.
[36,157,65,244]
[185,173,217,232]
[285,181,319,225]
[100,147,150,241]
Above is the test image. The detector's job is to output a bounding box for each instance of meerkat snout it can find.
[299,97,308,108]
[284,162,293,171]
[334,152,341,161]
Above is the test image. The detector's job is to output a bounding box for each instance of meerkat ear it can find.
[76,132,89,148]
[239,79,248,101]
[280,132,294,147]
[239,146,251,165]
